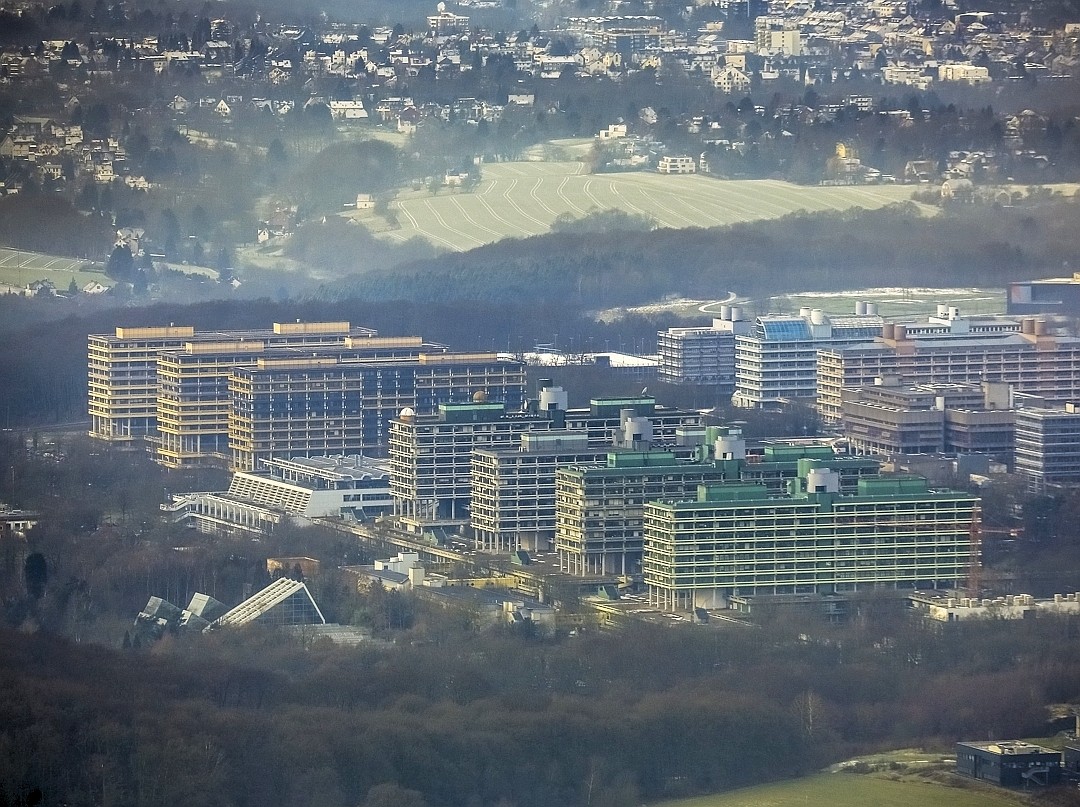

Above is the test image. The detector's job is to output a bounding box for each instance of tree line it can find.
[332,195,1080,308]
[0,597,1076,807]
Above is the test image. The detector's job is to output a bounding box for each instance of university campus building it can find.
[153,336,440,468]
[732,304,884,408]
[162,454,392,537]
[656,305,750,394]
[838,379,1016,461]
[229,352,526,471]
[817,317,1080,424]
[553,427,881,577]
[88,321,376,444]
[389,382,704,524]
[1013,403,1080,491]
[87,321,527,472]
[642,462,979,611]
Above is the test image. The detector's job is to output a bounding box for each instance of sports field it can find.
[379,162,923,251]
[651,771,1027,807]
[0,247,110,292]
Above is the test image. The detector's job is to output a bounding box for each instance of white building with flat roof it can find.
[163,454,392,536]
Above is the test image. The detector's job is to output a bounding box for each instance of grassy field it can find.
[651,771,1030,807]
[377,161,927,251]
[0,247,110,292]
[599,287,1005,324]
[758,286,1006,318]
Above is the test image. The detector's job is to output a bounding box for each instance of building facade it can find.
[642,466,979,611]
[656,307,750,393]
[840,380,1015,461]
[817,320,1080,424]
[162,454,393,536]
[470,432,610,552]
[733,306,884,408]
[390,383,704,523]
[153,337,438,468]
[88,321,377,444]
[229,352,526,471]
[956,742,1062,787]
[554,431,881,577]
[1014,403,1080,491]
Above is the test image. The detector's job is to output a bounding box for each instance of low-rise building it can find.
[162,454,392,536]
[657,155,696,174]
[840,379,1015,461]
[909,590,1080,622]
[0,508,38,538]
[956,742,1062,787]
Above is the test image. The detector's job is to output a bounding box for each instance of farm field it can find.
[0,247,110,292]
[650,771,1029,807]
[378,161,926,251]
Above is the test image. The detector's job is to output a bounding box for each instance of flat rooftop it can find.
[959,741,1058,756]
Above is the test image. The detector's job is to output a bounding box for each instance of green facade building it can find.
[642,463,979,611]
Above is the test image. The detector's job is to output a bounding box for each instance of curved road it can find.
[698,292,740,314]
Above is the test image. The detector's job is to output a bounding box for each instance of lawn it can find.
[377,162,927,251]
[651,771,1030,807]
[0,247,111,292]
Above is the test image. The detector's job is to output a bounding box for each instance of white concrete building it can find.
[162,455,392,536]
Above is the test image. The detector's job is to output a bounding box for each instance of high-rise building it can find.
[470,415,706,554]
[642,465,979,611]
[228,352,527,471]
[733,305,884,408]
[153,337,437,468]
[817,318,1080,423]
[839,379,1015,460]
[470,432,611,553]
[1014,403,1080,491]
[554,429,880,577]
[656,307,750,393]
[390,382,704,522]
[88,321,376,444]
